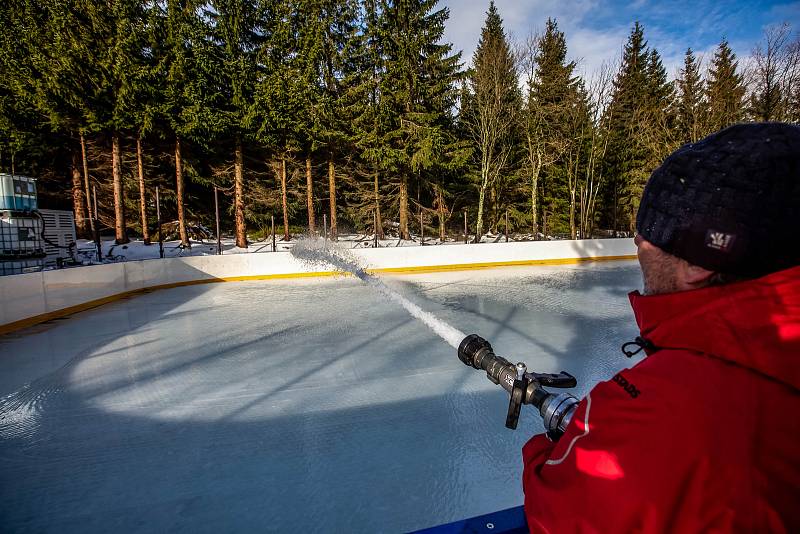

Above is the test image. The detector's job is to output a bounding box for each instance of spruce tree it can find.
[624,47,676,228]
[250,0,300,237]
[602,23,675,233]
[526,18,581,237]
[378,0,462,240]
[256,0,363,241]
[158,0,222,246]
[353,0,387,238]
[209,0,260,247]
[602,22,649,232]
[705,39,745,134]
[318,0,363,240]
[676,48,704,143]
[1,0,96,235]
[98,0,151,245]
[463,1,519,241]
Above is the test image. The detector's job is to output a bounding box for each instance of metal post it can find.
[463,211,468,244]
[94,220,102,262]
[323,214,328,249]
[214,186,222,255]
[419,210,424,246]
[374,210,378,248]
[271,215,276,252]
[505,210,509,243]
[156,186,164,259]
[92,184,102,261]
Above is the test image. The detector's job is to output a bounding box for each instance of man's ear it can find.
[682,262,716,287]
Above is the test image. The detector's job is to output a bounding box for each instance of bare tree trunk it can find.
[530,149,541,237]
[80,132,95,236]
[112,133,128,244]
[306,156,315,233]
[328,159,337,240]
[281,158,290,241]
[399,176,409,240]
[436,185,446,241]
[476,184,486,243]
[568,150,579,240]
[234,137,247,248]
[531,170,539,237]
[373,171,384,240]
[175,137,189,247]
[543,208,548,238]
[136,137,150,245]
[490,186,497,234]
[71,150,88,237]
[569,188,577,239]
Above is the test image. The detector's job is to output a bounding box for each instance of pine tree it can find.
[317,0,363,240]
[623,47,676,228]
[348,0,379,237]
[159,0,222,246]
[675,48,704,143]
[291,0,327,234]
[525,18,581,237]
[602,23,675,233]
[602,22,649,232]
[101,0,151,245]
[374,0,463,240]
[705,39,745,133]
[1,0,96,235]
[209,0,260,247]
[254,0,363,241]
[463,1,519,241]
[250,0,299,238]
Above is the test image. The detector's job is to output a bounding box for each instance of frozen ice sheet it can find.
[0,260,643,533]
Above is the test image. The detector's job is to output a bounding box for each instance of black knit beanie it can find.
[636,122,800,278]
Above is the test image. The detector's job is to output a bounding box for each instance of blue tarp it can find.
[412,506,528,534]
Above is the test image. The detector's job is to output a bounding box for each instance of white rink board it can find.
[0,239,635,329]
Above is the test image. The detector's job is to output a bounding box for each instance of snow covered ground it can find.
[0,260,643,532]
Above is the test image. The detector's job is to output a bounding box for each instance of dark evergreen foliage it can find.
[675,48,704,143]
[0,3,797,242]
[705,39,746,134]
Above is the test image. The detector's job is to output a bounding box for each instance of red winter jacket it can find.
[522,266,800,533]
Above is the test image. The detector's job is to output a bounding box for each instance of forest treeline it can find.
[1,1,798,245]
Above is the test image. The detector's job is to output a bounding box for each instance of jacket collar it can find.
[628,266,800,391]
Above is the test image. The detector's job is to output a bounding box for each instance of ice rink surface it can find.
[0,260,644,533]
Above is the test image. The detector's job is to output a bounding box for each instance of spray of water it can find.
[291,238,466,349]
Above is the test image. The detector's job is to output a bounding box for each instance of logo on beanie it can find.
[705,230,736,252]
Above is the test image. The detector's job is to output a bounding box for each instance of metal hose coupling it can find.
[539,392,580,437]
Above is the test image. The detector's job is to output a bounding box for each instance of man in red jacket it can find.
[522,123,800,533]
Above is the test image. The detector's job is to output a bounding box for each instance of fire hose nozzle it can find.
[457,334,580,436]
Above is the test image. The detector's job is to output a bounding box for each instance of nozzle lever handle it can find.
[505,376,528,429]
[527,371,577,389]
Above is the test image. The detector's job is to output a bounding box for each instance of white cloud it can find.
[442,0,629,79]
[440,0,776,84]
[443,1,599,65]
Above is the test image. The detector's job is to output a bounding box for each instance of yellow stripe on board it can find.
[0,254,636,336]
[368,254,637,274]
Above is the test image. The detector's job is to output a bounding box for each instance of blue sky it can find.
[440,0,800,79]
